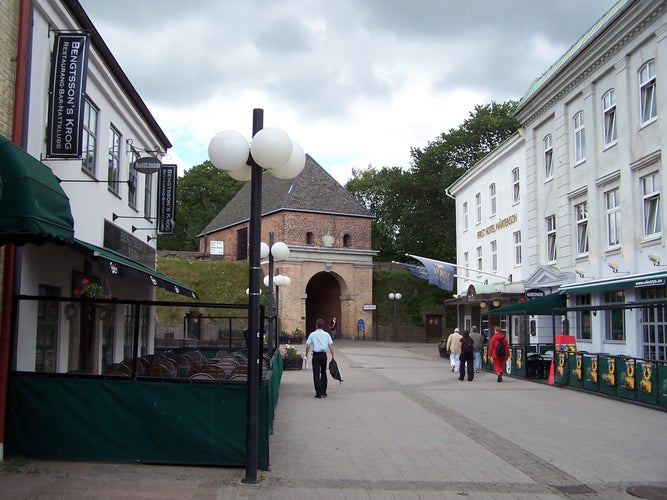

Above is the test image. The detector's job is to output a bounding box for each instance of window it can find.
[476,246,482,273]
[575,201,589,255]
[489,183,496,216]
[512,168,520,203]
[108,127,121,194]
[642,172,661,238]
[128,151,138,209]
[604,291,625,341]
[463,252,469,278]
[639,60,657,124]
[463,202,468,231]
[81,98,98,175]
[306,232,314,244]
[575,295,592,340]
[605,188,621,247]
[543,134,553,179]
[237,227,248,261]
[546,215,556,262]
[343,234,352,247]
[602,89,617,146]
[143,173,153,219]
[36,285,59,372]
[491,240,498,272]
[513,231,522,265]
[573,111,585,164]
[475,193,482,224]
[640,287,667,361]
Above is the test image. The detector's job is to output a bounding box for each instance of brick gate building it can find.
[198,155,376,338]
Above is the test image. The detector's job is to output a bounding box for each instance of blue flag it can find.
[397,262,429,281]
[406,254,455,291]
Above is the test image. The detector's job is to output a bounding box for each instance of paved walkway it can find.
[1,341,666,499]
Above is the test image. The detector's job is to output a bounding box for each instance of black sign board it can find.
[157,164,177,235]
[46,33,89,158]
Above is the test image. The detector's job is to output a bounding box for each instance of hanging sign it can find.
[46,33,90,158]
[157,164,177,235]
[134,156,162,174]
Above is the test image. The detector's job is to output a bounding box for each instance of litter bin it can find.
[599,354,616,396]
[616,357,636,400]
[553,351,568,384]
[583,353,599,392]
[568,352,584,388]
[636,360,658,406]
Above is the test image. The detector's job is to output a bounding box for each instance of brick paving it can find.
[1,340,666,499]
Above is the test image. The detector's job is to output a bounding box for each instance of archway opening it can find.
[305,272,341,337]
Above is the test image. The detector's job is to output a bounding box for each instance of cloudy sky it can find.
[78,0,619,184]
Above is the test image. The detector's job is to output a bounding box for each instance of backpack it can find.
[495,341,506,358]
[461,337,474,354]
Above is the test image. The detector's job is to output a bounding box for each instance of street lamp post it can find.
[208,109,304,484]
[262,232,290,352]
[388,292,402,341]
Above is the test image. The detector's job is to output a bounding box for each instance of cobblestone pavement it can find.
[1,340,666,499]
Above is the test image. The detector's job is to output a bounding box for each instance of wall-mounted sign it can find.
[477,213,519,239]
[134,156,162,174]
[157,164,177,235]
[46,33,90,158]
[525,288,546,299]
[362,304,376,310]
[210,241,224,255]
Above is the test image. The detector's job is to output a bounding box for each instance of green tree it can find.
[345,165,408,262]
[157,161,244,251]
[400,101,520,262]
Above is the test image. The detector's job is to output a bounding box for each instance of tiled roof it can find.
[201,155,372,234]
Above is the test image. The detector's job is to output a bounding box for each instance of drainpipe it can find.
[0,0,33,461]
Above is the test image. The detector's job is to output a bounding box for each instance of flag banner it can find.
[396,262,429,281]
[46,33,89,158]
[157,164,177,234]
[407,254,455,291]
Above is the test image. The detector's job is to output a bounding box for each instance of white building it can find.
[448,0,667,362]
[3,0,197,376]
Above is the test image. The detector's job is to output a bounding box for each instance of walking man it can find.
[469,326,483,373]
[446,328,462,373]
[305,318,335,398]
[458,329,475,381]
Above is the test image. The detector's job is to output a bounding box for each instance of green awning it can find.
[0,134,74,245]
[75,239,199,299]
[486,293,566,316]
[559,271,667,295]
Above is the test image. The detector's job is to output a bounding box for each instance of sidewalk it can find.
[1,340,666,499]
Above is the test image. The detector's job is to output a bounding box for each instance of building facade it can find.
[449,0,667,361]
[199,156,376,339]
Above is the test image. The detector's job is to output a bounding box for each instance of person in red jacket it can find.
[488,325,510,382]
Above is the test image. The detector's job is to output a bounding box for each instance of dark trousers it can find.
[312,352,328,396]
[459,352,474,381]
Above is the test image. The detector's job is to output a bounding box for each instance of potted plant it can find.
[281,346,303,370]
[291,327,304,344]
[438,337,449,358]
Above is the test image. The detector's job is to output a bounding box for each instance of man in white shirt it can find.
[305,318,335,398]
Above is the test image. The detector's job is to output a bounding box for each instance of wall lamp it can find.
[648,254,661,266]
[608,261,619,273]
[575,267,585,278]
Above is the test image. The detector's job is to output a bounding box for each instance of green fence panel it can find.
[513,347,526,378]
[7,370,278,468]
[615,357,636,400]
[554,351,568,384]
[568,352,584,388]
[599,355,617,395]
[582,354,599,392]
[635,360,658,406]
[659,363,667,409]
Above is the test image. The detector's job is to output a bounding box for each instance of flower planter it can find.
[282,355,303,370]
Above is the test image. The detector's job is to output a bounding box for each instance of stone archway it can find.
[305,272,341,338]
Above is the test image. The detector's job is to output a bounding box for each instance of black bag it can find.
[495,341,506,358]
[461,337,474,354]
[329,359,343,383]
